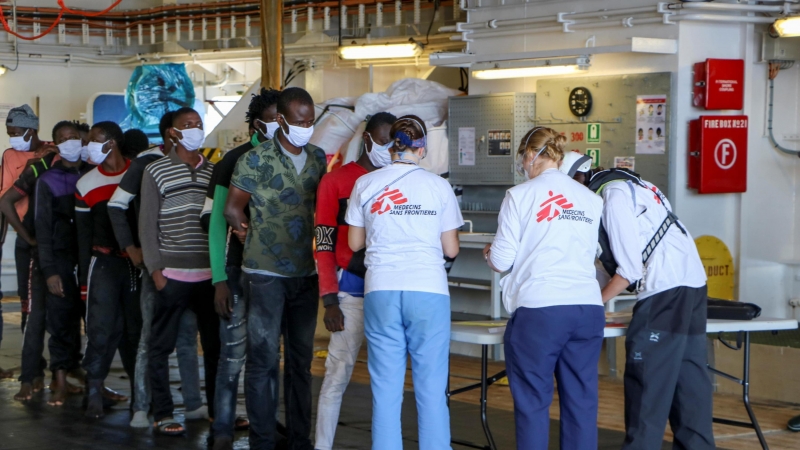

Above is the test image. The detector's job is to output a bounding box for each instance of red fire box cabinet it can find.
[688,115,748,194]
[693,59,745,110]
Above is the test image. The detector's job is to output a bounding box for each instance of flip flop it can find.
[154,418,186,436]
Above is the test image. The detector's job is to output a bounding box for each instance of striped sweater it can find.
[139,150,214,275]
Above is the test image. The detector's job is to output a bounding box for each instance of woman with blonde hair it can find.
[345,115,463,450]
[484,127,604,449]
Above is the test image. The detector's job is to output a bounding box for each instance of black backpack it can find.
[588,169,686,292]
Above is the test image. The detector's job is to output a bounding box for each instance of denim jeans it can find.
[211,266,248,439]
[244,272,318,450]
[133,272,203,413]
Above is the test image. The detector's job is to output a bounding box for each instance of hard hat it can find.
[560,151,593,177]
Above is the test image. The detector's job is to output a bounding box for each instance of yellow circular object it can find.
[695,235,734,300]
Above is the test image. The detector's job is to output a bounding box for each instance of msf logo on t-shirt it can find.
[537,191,574,222]
[371,187,408,215]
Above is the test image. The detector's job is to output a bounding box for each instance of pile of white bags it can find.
[309,78,460,176]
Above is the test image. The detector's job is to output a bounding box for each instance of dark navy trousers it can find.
[504,304,605,450]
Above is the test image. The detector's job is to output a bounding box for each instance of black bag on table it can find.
[707,298,761,321]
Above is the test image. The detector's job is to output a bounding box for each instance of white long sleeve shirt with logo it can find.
[490,169,604,314]
[600,179,706,300]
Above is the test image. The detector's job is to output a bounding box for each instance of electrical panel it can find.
[536,73,672,193]
[693,59,745,110]
[448,93,536,185]
[762,34,800,63]
[688,115,748,194]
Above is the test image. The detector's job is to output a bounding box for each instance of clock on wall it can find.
[568,86,592,117]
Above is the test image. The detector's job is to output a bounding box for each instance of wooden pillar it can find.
[260,0,282,89]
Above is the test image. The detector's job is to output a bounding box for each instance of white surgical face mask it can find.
[257,119,280,140]
[174,127,205,151]
[9,129,31,151]
[366,133,392,168]
[57,139,83,162]
[279,114,314,148]
[80,144,89,162]
[87,140,110,165]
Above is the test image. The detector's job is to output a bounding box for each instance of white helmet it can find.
[560,151,592,177]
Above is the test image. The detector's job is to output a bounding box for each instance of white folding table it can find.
[448,317,798,450]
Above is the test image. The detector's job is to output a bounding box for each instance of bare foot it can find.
[31,376,45,393]
[0,367,13,379]
[102,386,128,402]
[14,383,34,401]
[48,370,68,407]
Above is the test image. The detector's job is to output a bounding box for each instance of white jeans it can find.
[314,293,365,450]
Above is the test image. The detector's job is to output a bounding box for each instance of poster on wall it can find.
[635,95,667,155]
[458,127,476,166]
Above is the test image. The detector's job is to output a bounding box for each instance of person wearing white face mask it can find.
[483,127,604,450]
[225,87,328,449]
[2,120,81,403]
[74,121,143,419]
[0,104,58,385]
[345,115,463,450]
[313,111,396,450]
[31,121,90,407]
[200,87,282,448]
[139,107,220,436]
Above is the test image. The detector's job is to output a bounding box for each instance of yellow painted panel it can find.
[695,235,734,300]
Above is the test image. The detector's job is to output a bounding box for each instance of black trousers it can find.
[82,255,142,383]
[149,278,220,422]
[15,238,30,308]
[622,285,716,450]
[45,259,84,373]
[19,256,46,383]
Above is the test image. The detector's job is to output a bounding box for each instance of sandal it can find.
[154,418,186,436]
[234,416,250,431]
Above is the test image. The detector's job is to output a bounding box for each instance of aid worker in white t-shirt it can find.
[483,127,604,450]
[345,115,463,450]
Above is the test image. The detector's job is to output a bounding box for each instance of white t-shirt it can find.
[490,169,604,314]
[345,163,464,296]
[600,180,706,300]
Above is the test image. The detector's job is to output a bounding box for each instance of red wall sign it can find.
[693,59,745,110]
[688,115,748,194]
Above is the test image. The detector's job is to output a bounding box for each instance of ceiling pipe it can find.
[671,14,775,25]
[667,2,787,13]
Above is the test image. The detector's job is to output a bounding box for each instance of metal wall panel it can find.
[448,93,536,185]
[536,73,673,192]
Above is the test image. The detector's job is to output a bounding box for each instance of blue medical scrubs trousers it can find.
[504,304,605,450]
[364,290,452,450]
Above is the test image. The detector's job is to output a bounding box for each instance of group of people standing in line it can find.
[0,85,715,450]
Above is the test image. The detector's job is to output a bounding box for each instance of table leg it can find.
[480,344,498,450]
[742,332,769,450]
[607,338,617,379]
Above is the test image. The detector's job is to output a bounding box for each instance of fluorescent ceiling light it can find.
[0,66,6,76]
[339,43,422,60]
[773,16,800,37]
[471,57,590,80]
